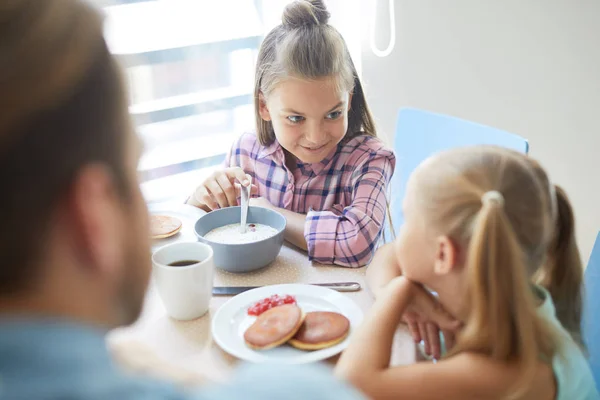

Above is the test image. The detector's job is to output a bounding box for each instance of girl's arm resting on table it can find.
[338,352,543,400]
[251,181,389,266]
[305,152,394,268]
[365,243,402,298]
[367,246,459,359]
[335,277,548,399]
[272,206,308,251]
[336,277,414,374]
[251,152,393,265]
[304,178,390,268]
[250,197,308,251]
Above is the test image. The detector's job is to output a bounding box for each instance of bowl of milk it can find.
[194,206,286,273]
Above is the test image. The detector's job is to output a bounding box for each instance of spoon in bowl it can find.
[240,178,250,234]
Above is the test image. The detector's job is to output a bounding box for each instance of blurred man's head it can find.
[0,0,150,327]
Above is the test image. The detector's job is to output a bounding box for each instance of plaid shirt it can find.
[225,133,396,268]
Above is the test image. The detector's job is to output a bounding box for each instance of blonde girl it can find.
[336,146,597,399]
[366,155,586,359]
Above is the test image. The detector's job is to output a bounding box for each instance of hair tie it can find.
[481,190,505,207]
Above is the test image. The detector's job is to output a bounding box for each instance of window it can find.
[93,0,361,203]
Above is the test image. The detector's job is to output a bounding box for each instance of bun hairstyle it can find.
[254,0,376,146]
[414,146,560,398]
[0,0,132,294]
[282,0,330,27]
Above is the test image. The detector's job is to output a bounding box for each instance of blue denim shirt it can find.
[0,318,365,400]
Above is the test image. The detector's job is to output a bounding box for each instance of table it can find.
[108,244,416,383]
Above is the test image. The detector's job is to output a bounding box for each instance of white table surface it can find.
[108,243,416,383]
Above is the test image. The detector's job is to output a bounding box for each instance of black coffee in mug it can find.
[168,260,200,267]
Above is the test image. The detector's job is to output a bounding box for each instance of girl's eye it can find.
[287,115,305,124]
[326,110,343,120]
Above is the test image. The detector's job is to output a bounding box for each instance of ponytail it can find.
[452,199,556,397]
[534,185,584,348]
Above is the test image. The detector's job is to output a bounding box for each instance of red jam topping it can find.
[247,294,297,316]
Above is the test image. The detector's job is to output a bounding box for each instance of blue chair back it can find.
[583,232,600,388]
[388,108,529,234]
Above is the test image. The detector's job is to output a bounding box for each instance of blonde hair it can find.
[414,146,559,397]
[254,0,377,146]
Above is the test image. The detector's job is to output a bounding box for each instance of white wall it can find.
[360,0,600,263]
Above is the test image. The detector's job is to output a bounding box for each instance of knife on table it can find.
[212,282,361,296]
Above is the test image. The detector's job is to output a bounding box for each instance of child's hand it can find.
[403,312,457,360]
[394,281,460,359]
[406,284,460,332]
[381,277,461,344]
[190,167,256,212]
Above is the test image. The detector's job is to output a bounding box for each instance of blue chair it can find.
[583,232,600,387]
[388,108,529,234]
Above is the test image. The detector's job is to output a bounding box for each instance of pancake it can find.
[289,311,350,351]
[150,215,183,240]
[244,304,305,350]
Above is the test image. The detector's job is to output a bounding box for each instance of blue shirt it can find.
[535,287,599,400]
[418,286,599,399]
[0,318,365,400]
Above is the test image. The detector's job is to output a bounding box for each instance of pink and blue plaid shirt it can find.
[224,133,396,268]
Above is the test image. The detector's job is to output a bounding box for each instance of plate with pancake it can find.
[211,283,363,364]
[148,202,206,252]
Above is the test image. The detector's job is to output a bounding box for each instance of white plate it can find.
[211,284,363,364]
[148,202,206,253]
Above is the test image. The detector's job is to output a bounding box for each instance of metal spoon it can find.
[240,180,250,234]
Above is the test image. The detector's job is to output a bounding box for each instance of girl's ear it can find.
[433,235,460,275]
[258,93,271,121]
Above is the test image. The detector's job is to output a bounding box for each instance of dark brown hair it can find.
[254,0,377,146]
[0,0,132,294]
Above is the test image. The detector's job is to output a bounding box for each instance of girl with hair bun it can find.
[188,0,395,268]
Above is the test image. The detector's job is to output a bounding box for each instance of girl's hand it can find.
[403,313,457,360]
[381,277,461,350]
[406,284,459,331]
[188,168,256,212]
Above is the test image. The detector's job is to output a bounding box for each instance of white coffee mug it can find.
[152,242,214,320]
